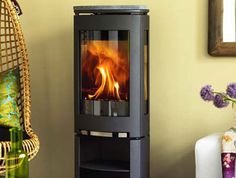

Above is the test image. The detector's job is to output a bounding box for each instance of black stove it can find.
[74,5,150,178]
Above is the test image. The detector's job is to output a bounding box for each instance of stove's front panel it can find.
[74,14,149,138]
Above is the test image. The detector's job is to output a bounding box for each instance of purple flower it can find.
[227,83,236,98]
[213,94,229,108]
[200,85,214,101]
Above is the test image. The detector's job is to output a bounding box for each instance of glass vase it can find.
[6,127,29,178]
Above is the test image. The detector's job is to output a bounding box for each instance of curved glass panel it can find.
[80,30,130,116]
[144,31,149,114]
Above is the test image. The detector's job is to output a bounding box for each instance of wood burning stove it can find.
[74,6,150,178]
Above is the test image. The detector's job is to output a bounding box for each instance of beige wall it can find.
[18,0,236,177]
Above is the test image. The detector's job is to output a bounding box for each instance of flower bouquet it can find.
[200,83,236,178]
[200,83,236,108]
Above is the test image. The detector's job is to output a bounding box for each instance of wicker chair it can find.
[0,0,40,174]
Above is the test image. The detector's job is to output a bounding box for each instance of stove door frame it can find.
[74,14,149,138]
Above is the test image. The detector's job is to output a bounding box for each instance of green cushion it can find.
[0,68,20,128]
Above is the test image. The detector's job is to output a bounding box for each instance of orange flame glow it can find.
[82,41,129,101]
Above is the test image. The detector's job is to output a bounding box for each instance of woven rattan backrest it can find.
[0,1,39,174]
[0,0,31,133]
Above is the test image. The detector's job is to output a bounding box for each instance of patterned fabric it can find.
[0,68,20,128]
[222,128,236,178]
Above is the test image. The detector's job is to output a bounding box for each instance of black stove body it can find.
[74,6,150,178]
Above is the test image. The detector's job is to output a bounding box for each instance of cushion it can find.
[0,68,20,128]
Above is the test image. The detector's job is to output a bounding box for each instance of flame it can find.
[82,41,129,101]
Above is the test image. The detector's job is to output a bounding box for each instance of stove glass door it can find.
[80,30,130,117]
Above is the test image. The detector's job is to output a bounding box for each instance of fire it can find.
[82,41,129,101]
